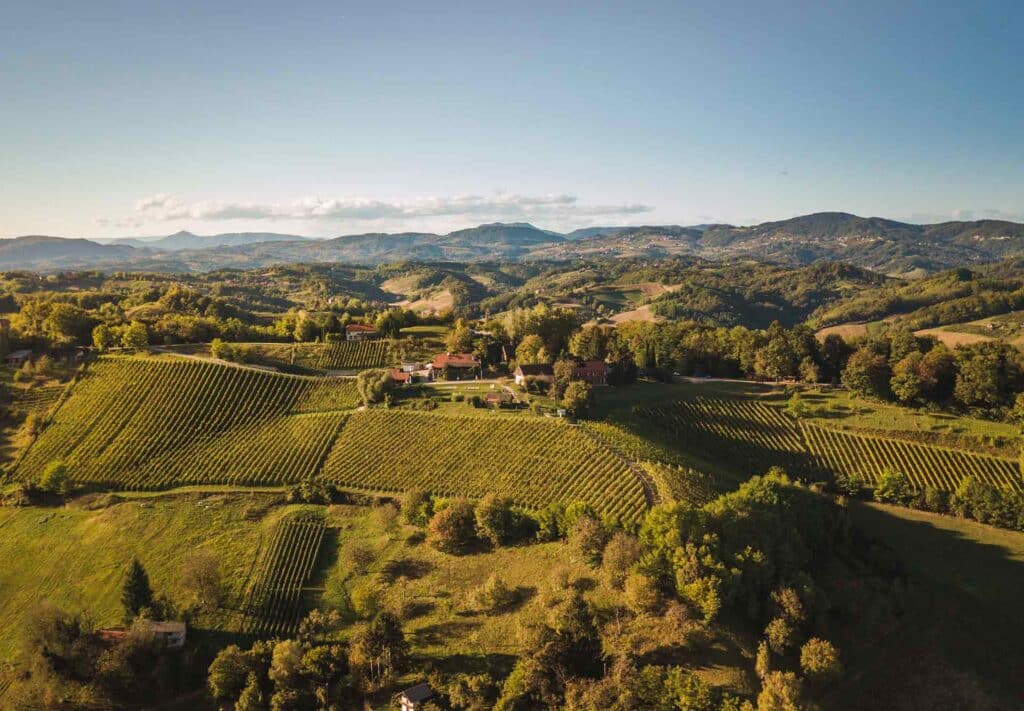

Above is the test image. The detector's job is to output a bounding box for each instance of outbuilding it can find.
[397,682,433,710]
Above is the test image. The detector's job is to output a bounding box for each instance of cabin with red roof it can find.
[576,359,608,386]
[345,323,379,341]
[429,352,481,381]
[388,368,412,385]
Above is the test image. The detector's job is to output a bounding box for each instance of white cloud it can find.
[135,193,179,212]
[907,208,1024,225]
[114,192,654,225]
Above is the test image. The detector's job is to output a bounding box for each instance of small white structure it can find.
[513,363,554,386]
[397,683,433,710]
[150,621,187,649]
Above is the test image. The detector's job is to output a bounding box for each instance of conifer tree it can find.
[121,558,154,622]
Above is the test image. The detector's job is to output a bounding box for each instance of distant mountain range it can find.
[94,230,311,251]
[5,213,1024,274]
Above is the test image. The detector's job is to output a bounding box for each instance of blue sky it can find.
[2,0,1022,237]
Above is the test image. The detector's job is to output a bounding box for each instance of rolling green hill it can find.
[10,356,646,518]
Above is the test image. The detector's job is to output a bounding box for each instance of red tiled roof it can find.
[431,352,480,369]
[388,368,412,382]
[577,360,607,375]
[346,323,377,333]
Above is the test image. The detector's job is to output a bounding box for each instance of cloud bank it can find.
[113,192,653,227]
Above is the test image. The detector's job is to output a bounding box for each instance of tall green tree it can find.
[121,558,154,622]
[121,321,150,351]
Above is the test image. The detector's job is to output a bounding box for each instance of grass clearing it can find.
[0,493,287,661]
[837,502,1024,705]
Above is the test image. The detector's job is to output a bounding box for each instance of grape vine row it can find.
[241,515,326,637]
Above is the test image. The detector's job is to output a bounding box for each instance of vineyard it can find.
[319,410,648,521]
[15,357,357,489]
[240,514,327,637]
[294,340,392,370]
[629,393,1023,495]
[6,384,67,418]
[10,356,646,517]
[634,397,824,479]
[643,461,718,506]
[802,423,1022,492]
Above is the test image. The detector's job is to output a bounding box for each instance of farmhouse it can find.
[429,352,481,380]
[388,368,413,385]
[514,363,554,386]
[397,683,433,710]
[4,349,32,368]
[485,390,514,407]
[98,621,187,650]
[345,323,379,341]
[576,359,608,386]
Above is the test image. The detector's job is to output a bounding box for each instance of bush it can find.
[350,583,383,619]
[922,486,948,513]
[764,617,796,654]
[286,479,340,504]
[624,571,663,615]
[601,531,642,589]
[401,489,434,527]
[343,543,376,575]
[39,460,71,496]
[427,498,477,554]
[474,494,519,547]
[355,368,392,407]
[568,515,607,567]
[468,573,518,612]
[874,469,913,505]
[799,638,842,683]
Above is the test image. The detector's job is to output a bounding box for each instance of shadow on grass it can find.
[835,501,1024,707]
[413,619,482,646]
[420,652,519,678]
[403,600,436,619]
[378,557,433,583]
[307,526,340,590]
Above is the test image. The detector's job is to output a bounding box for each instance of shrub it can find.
[601,531,642,589]
[757,671,805,711]
[922,486,948,513]
[355,368,392,407]
[568,515,607,567]
[469,573,518,612]
[764,617,796,654]
[401,489,434,527]
[427,498,477,554]
[799,638,842,683]
[474,494,519,547]
[372,502,400,537]
[624,571,663,615]
[343,543,376,575]
[874,468,913,505]
[39,460,72,496]
[350,583,383,619]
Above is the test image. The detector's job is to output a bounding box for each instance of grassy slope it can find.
[0,493,292,661]
[839,502,1024,707]
[316,504,752,705]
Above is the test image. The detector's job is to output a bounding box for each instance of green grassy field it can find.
[297,502,751,702]
[800,387,1018,454]
[399,325,451,338]
[0,493,288,661]
[836,502,1024,706]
